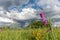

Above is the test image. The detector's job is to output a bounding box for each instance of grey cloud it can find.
[0,0,29,11]
[0,7,40,28]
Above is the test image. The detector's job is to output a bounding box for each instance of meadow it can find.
[0,27,60,40]
[0,21,60,40]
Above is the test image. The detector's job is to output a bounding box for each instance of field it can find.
[0,21,60,40]
[0,28,60,40]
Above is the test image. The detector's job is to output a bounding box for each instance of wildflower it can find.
[41,18,45,22]
[40,11,48,26]
[32,30,36,35]
[36,32,41,39]
[41,18,48,26]
[36,37,39,40]
[40,12,45,18]
[43,20,48,26]
[37,32,40,37]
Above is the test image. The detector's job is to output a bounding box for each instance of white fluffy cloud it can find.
[0,7,40,27]
[18,8,39,20]
[0,17,13,23]
[0,0,41,28]
[9,8,40,20]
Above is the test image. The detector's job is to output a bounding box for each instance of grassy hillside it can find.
[0,21,60,40]
[0,28,60,40]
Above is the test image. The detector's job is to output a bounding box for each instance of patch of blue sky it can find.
[18,7,22,12]
[18,4,27,12]
[7,0,42,12]
[20,0,43,10]
[28,0,35,4]
[21,4,27,8]
[32,4,43,10]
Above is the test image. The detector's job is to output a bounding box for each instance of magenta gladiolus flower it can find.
[43,21,48,26]
[41,18,48,26]
[40,12,45,18]
[41,18,45,22]
[40,11,48,26]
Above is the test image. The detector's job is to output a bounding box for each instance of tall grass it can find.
[0,28,60,40]
[0,20,60,40]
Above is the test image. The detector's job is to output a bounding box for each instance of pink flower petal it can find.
[41,18,45,22]
[43,21,48,26]
[40,12,45,18]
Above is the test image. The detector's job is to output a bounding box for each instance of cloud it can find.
[0,17,13,23]
[0,0,29,11]
[0,7,40,28]
[53,22,60,27]
[35,0,60,26]
[36,0,60,6]
[52,15,60,19]
[18,8,40,20]
[9,8,40,28]
[0,0,60,27]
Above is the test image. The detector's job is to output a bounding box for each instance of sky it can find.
[0,0,60,28]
